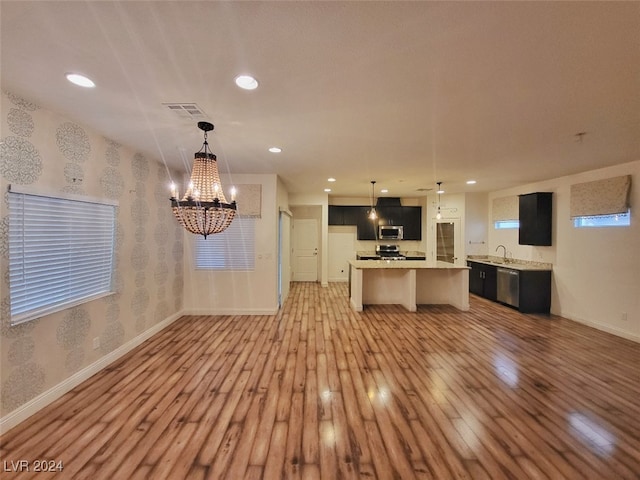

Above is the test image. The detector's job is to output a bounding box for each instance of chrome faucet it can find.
[496,244,507,263]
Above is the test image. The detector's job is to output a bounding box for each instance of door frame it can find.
[431,216,463,265]
[278,208,293,307]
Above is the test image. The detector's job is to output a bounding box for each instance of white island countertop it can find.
[348,260,470,312]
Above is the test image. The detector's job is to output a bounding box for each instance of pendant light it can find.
[436,181,443,220]
[170,122,237,238]
[368,180,378,220]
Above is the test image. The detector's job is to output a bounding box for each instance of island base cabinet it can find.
[349,261,469,312]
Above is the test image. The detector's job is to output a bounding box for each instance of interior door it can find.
[292,218,319,281]
[434,218,462,265]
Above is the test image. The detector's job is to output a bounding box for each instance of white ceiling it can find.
[2,1,639,198]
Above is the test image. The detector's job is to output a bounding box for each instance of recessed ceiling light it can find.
[268,147,282,153]
[324,188,331,192]
[66,73,95,88]
[466,180,477,185]
[235,75,258,90]
[327,177,336,182]
[381,189,388,193]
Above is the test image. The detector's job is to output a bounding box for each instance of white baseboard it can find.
[183,306,279,316]
[559,311,639,343]
[328,278,348,283]
[0,311,184,435]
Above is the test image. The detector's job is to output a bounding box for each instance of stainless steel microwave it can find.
[379,225,403,240]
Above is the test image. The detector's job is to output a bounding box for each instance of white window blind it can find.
[196,217,255,270]
[8,189,116,325]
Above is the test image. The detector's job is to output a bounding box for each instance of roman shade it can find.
[570,175,631,218]
[492,195,519,222]
[232,184,261,217]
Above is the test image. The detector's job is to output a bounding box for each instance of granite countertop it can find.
[350,259,469,270]
[466,256,553,271]
[356,250,426,260]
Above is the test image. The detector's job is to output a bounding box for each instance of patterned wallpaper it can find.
[0,91,184,417]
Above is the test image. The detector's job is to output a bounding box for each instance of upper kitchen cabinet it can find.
[328,205,369,226]
[519,192,552,246]
[356,213,377,240]
[401,207,422,240]
[328,205,345,225]
[329,204,421,240]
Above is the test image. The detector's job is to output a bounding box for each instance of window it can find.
[196,217,255,270]
[8,187,117,325]
[573,210,631,228]
[494,220,520,229]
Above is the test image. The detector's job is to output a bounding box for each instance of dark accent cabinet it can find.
[519,192,552,246]
[467,261,497,301]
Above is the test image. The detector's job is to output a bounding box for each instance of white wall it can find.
[182,174,280,315]
[488,160,639,341]
[465,192,489,257]
[328,226,357,282]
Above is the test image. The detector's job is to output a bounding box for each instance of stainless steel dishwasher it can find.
[497,267,519,308]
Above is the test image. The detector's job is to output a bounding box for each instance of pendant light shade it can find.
[368,180,378,220]
[170,122,237,238]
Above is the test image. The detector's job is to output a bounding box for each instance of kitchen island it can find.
[349,260,470,312]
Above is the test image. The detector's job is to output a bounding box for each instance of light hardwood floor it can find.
[1,282,639,479]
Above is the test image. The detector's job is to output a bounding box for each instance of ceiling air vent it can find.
[163,103,207,119]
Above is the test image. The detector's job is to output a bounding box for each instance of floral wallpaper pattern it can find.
[0,136,42,184]
[0,91,184,418]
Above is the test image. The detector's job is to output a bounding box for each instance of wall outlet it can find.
[93,337,100,349]
[621,312,628,322]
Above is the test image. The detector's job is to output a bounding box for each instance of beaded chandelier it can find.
[170,122,237,238]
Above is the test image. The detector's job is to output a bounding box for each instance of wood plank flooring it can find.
[2,282,639,479]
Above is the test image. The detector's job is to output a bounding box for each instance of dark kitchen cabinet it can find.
[518,269,552,313]
[376,206,402,226]
[329,206,370,226]
[329,204,421,240]
[357,214,377,240]
[402,207,422,240]
[468,261,497,301]
[519,192,552,246]
[328,205,345,225]
[344,206,367,226]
